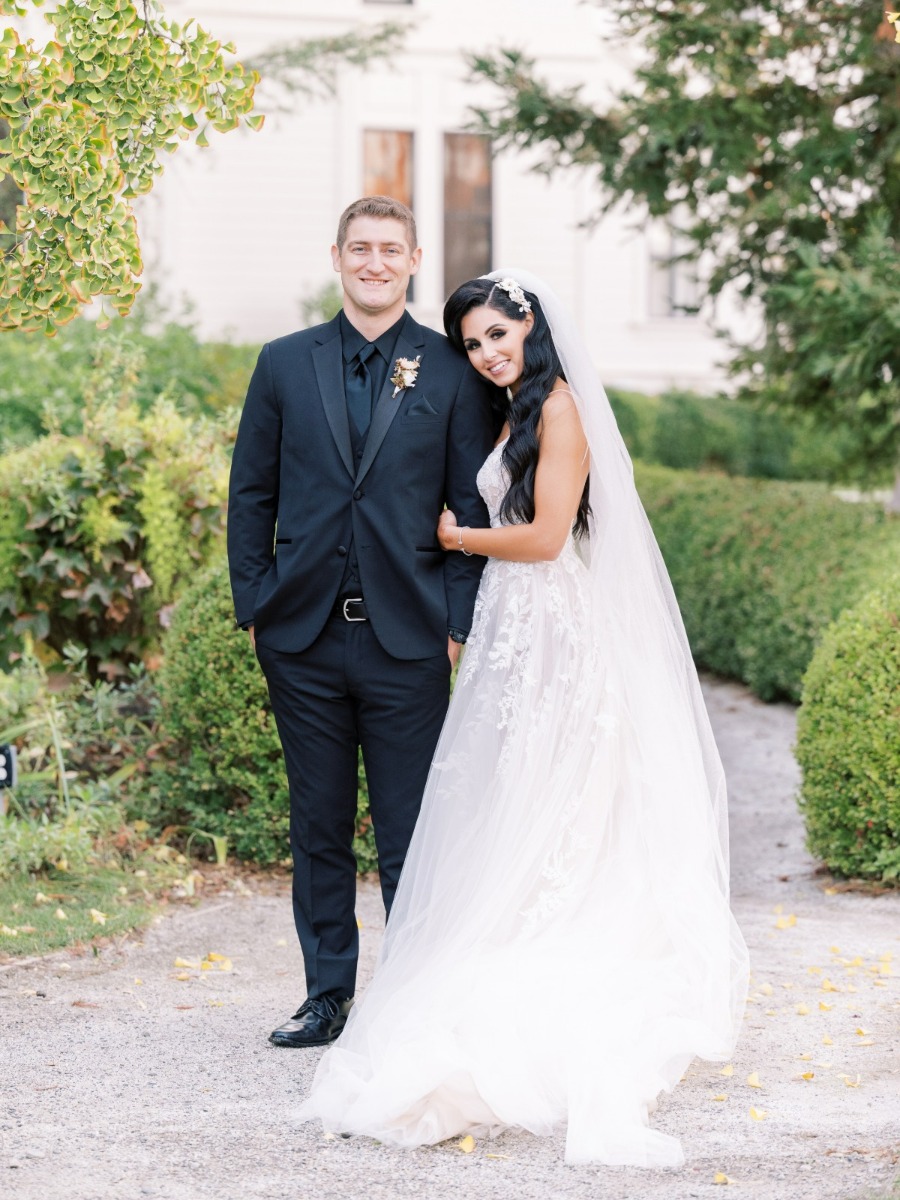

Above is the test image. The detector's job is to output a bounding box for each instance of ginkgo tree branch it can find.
[0,0,263,334]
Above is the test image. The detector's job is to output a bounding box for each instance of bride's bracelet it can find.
[457,527,473,556]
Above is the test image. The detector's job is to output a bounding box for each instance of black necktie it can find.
[346,343,376,436]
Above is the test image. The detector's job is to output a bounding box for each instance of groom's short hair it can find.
[336,196,417,252]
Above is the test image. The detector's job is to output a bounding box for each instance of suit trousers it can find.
[255,617,451,1001]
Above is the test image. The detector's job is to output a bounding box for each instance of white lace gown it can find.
[298,440,743,1167]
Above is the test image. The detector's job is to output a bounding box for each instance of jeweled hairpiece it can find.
[493,277,532,314]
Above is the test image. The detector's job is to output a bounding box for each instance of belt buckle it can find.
[342,597,365,622]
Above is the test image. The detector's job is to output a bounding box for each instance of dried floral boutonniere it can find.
[390,354,421,398]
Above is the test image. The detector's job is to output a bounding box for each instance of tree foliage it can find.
[0,0,260,334]
[248,22,406,108]
[470,2,900,482]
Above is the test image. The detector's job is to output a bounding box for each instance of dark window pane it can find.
[363,129,413,208]
[444,133,492,295]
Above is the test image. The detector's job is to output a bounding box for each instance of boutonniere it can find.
[390,355,421,398]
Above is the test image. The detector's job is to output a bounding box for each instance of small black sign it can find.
[0,744,17,790]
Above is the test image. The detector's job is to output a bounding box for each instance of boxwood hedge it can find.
[796,577,900,882]
[635,464,900,702]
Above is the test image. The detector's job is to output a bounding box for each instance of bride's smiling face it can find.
[460,305,534,393]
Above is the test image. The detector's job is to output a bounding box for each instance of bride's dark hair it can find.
[444,277,590,538]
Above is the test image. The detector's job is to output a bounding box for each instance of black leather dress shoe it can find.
[268,995,354,1048]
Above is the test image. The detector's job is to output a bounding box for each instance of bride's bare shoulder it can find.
[543,380,578,416]
[540,382,582,435]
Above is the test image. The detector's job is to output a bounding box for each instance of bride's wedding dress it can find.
[299,430,748,1167]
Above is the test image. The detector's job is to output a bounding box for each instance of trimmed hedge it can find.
[796,577,900,882]
[608,388,869,483]
[148,563,376,870]
[636,464,900,702]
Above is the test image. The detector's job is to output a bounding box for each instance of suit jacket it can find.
[227,311,495,659]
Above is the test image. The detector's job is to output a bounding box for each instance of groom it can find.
[228,196,494,1047]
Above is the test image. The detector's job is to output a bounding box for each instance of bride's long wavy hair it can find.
[444,278,590,538]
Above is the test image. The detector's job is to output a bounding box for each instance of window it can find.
[443,133,492,295]
[647,225,701,319]
[363,129,414,297]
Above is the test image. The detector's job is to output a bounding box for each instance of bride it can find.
[298,270,749,1167]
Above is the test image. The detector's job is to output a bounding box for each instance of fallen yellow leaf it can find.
[800,1072,815,1081]
[749,1107,768,1121]
[746,1072,763,1089]
[821,978,839,992]
[720,1064,734,1077]
[174,972,191,981]
[841,1074,861,1089]
[458,1135,476,1154]
[819,1001,833,1011]
[799,1052,813,1061]
[485,1154,510,1160]
[713,1172,736,1185]
[775,914,797,930]
[856,1027,869,1036]
[134,978,143,985]
[829,945,840,953]
[200,961,213,971]
[89,909,107,925]
[34,892,51,905]
[759,982,774,996]
[823,887,837,895]
[55,908,67,921]
[795,1003,810,1015]
[205,952,227,962]
[880,952,893,962]
[822,1034,833,1046]
[711,1094,729,1102]
[0,924,18,937]
[807,966,822,976]
[873,979,887,988]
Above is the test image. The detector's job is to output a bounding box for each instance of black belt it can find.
[332,595,368,622]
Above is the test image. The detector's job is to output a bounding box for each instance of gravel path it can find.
[2,677,898,1200]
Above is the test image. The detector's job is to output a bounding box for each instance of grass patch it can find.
[0,861,176,959]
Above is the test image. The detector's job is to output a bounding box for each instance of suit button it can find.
[337,546,347,556]
[353,489,363,500]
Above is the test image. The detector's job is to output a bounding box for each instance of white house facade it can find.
[142,0,749,393]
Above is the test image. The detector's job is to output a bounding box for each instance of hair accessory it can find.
[493,277,532,314]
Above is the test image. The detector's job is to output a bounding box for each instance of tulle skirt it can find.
[298,546,748,1166]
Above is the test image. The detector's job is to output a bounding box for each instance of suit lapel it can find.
[356,317,426,487]
[312,317,354,480]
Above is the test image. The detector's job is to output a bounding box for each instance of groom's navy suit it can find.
[228,309,493,1001]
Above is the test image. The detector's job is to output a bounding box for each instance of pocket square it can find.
[404,395,439,417]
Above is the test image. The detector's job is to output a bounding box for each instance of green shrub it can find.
[609,388,879,484]
[0,339,233,676]
[150,564,377,870]
[636,464,900,701]
[796,577,900,882]
[0,308,257,454]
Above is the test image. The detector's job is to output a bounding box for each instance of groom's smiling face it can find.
[332,216,421,323]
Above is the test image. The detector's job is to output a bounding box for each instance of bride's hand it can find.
[438,508,458,551]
